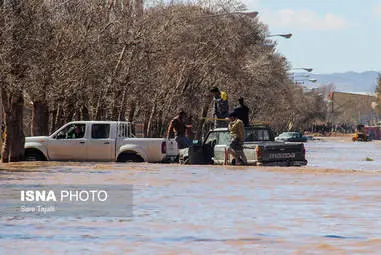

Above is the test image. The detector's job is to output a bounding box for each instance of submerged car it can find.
[275,132,307,143]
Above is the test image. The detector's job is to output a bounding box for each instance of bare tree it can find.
[0,0,31,162]
[0,0,330,163]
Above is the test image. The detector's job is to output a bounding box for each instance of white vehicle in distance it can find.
[24,121,178,163]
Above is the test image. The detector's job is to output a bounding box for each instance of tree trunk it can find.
[31,99,49,136]
[95,45,127,120]
[81,105,90,120]
[0,0,26,162]
[54,103,64,129]
[65,102,75,123]
[195,98,211,140]
[153,109,163,137]
[146,103,157,137]
[143,112,149,138]
[49,107,57,134]
[1,88,25,162]
[128,101,136,122]
[118,83,131,121]
[111,90,120,121]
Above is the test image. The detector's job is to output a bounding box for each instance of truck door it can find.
[86,123,115,161]
[202,131,217,163]
[47,123,87,160]
[212,131,230,164]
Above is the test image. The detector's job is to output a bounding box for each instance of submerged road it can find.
[0,137,380,254]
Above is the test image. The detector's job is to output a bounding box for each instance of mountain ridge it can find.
[299,71,380,93]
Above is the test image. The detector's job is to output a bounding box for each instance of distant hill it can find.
[297,71,380,93]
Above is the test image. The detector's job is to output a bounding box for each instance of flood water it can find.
[307,137,381,171]
[1,137,381,254]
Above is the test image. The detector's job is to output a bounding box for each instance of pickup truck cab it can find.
[24,121,178,163]
[181,124,307,166]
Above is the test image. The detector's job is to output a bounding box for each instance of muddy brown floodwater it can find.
[1,137,381,254]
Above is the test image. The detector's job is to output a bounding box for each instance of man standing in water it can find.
[225,111,247,165]
[167,110,190,149]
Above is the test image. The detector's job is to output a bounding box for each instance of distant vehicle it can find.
[24,121,178,162]
[304,135,314,141]
[180,124,307,166]
[275,132,307,143]
[352,124,369,142]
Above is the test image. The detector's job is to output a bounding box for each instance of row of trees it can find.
[0,0,326,162]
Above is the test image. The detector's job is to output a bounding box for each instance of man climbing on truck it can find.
[210,86,229,128]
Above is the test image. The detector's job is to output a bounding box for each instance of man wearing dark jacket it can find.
[233,97,249,126]
[210,86,229,128]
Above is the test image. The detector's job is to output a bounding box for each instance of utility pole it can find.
[330,91,334,127]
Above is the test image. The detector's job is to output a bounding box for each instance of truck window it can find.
[216,131,230,145]
[56,124,86,139]
[258,129,270,141]
[91,124,110,139]
[117,123,131,138]
[245,129,270,141]
[245,129,258,141]
[205,132,217,145]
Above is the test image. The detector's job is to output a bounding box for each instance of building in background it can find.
[329,92,377,126]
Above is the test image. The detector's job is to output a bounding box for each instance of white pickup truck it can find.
[24,121,178,163]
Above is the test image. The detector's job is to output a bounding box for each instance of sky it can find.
[241,0,381,74]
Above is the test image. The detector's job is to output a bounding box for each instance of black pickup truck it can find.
[180,124,307,166]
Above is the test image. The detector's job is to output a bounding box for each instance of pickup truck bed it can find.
[240,141,307,166]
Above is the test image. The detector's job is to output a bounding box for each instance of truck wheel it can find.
[117,153,144,163]
[25,149,46,161]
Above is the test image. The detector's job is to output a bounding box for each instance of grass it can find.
[365,157,374,161]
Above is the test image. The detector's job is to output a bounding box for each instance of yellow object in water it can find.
[352,132,368,141]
